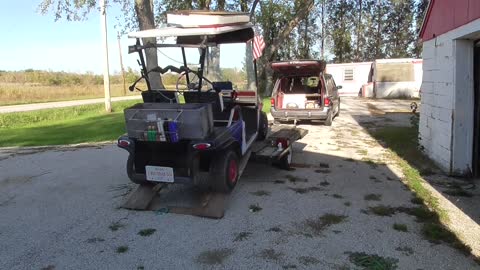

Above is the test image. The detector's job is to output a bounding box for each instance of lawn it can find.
[0,100,139,147]
[0,97,272,147]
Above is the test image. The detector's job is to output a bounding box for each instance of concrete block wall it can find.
[419,37,454,171]
[419,18,480,174]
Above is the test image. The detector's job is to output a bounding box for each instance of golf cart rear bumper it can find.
[270,108,330,120]
[127,154,194,184]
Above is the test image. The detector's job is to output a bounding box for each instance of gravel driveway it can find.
[1,98,478,270]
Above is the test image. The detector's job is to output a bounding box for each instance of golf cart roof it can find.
[128,11,254,45]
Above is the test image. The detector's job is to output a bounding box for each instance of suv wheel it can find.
[325,111,333,126]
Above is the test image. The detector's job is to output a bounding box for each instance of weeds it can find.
[116,246,129,253]
[250,190,271,196]
[315,169,332,174]
[368,205,396,217]
[320,180,330,186]
[332,194,343,199]
[233,232,252,242]
[364,194,382,201]
[249,204,262,213]
[395,246,414,256]
[285,175,308,184]
[299,256,320,266]
[346,252,398,270]
[304,213,347,235]
[259,249,284,261]
[290,187,322,194]
[196,248,234,265]
[266,227,282,233]
[392,223,408,232]
[138,228,156,237]
[109,222,125,232]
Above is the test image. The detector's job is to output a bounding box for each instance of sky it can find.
[0,1,245,74]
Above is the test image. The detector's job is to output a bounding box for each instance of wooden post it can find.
[100,0,112,112]
[118,32,127,96]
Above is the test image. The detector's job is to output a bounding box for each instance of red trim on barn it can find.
[420,0,480,42]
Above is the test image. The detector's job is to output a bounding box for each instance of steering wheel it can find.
[176,69,214,92]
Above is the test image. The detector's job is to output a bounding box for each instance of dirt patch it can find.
[196,248,234,265]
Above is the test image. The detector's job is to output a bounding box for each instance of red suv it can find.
[270,60,341,126]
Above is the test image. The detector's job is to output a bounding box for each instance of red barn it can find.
[419,0,480,175]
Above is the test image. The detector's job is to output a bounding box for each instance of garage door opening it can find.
[472,40,480,176]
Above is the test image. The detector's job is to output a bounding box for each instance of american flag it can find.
[252,34,265,60]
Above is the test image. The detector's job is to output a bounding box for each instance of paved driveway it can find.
[1,98,478,270]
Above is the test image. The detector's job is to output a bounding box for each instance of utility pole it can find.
[321,0,325,59]
[117,32,127,96]
[100,0,112,112]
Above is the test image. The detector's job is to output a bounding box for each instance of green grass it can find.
[346,252,398,270]
[370,125,473,255]
[262,97,271,113]
[371,126,445,220]
[0,100,139,147]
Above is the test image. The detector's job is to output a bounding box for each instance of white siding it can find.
[419,18,480,174]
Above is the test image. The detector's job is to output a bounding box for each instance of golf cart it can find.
[117,11,270,193]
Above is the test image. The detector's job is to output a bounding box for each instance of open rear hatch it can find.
[271,60,326,110]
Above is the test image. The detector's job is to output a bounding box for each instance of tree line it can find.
[39,0,428,94]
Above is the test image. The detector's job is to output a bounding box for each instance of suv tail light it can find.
[324,97,331,107]
[270,98,275,107]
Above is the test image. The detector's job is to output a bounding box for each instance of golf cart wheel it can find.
[277,148,292,170]
[257,111,268,141]
[324,111,333,126]
[211,150,239,193]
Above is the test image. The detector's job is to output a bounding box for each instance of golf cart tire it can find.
[210,150,239,193]
[257,111,268,141]
[126,154,149,185]
[325,111,333,126]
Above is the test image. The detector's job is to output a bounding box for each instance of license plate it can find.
[145,166,174,183]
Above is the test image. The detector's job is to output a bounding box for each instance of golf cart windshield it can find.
[128,19,257,93]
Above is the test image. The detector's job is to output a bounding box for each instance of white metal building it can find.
[325,62,372,96]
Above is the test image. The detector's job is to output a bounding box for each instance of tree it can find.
[383,0,415,58]
[327,0,355,63]
[412,0,429,58]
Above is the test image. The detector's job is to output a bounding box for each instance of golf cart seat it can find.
[142,90,177,103]
[183,91,233,126]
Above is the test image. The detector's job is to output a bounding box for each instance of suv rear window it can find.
[279,76,320,94]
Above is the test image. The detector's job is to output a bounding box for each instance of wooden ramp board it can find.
[122,184,228,219]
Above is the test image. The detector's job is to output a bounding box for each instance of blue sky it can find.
[0,1,245,74]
